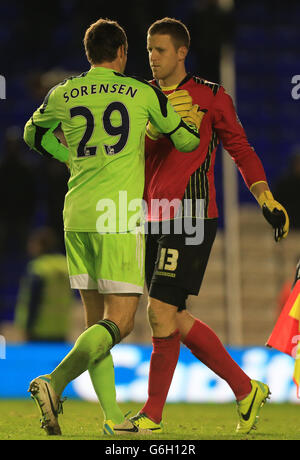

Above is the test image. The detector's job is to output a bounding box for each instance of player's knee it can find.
[147,301,160,329]
[147,298,177,336]
[176,310,196,341]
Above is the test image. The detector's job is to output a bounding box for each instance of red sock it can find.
[141,329,180,423]
[183,319,252,401]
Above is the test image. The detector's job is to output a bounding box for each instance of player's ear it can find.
[118,45,127,73]
[177,46,188,62]
[118,44,126,59]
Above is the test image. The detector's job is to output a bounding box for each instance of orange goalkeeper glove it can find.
[167,90,193,118]
[146,90,193,140]
[184,104,206,131]
[257,190,289,242]
[168,90,206,131]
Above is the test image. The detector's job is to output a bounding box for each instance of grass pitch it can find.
[0,399,299,440]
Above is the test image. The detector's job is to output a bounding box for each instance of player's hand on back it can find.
[54,126,68,147]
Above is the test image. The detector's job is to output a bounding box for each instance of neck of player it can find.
[93,62,123,73]
[158,69,187,89]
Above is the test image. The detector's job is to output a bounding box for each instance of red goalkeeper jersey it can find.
[144,73,267,221]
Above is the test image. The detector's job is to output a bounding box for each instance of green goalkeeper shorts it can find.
[64,230,145,294]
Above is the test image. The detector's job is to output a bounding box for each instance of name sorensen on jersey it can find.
[63,82,138,102]
[24,65,200,233]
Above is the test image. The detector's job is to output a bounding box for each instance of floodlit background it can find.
[0,0,299,402]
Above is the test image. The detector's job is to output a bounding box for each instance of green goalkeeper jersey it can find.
[24,66,200,232]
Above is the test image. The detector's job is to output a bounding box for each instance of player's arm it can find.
[146,84,200,153]
[213,86,289,241]
[23,85,69,164]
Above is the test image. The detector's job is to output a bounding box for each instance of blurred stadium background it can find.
[0,0,300,404]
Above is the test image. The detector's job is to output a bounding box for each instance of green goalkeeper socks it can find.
[49,320,124,424]
[89,352,123,424]
[50,323,114,397]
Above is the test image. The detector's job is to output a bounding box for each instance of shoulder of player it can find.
[125,75,163,94]
[55,71,90,91]
[182,76,232,113]
[44,71,90,100]
[186,75,223,97]
[37,71,90,113]
[125,75,166,107]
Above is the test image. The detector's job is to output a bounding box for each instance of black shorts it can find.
[145,218,218,311]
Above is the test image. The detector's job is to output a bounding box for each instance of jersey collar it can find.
[176,73,193,88]
[154,73,193,90]
[88,66,124,76]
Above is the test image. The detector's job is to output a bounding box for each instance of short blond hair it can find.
[148,17,190,50]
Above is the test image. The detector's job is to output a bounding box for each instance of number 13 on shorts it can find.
[158,248,179,271]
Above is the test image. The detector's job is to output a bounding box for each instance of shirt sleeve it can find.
[212,86,267,188]
[23,85,69,163]
[146,83,200,153]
